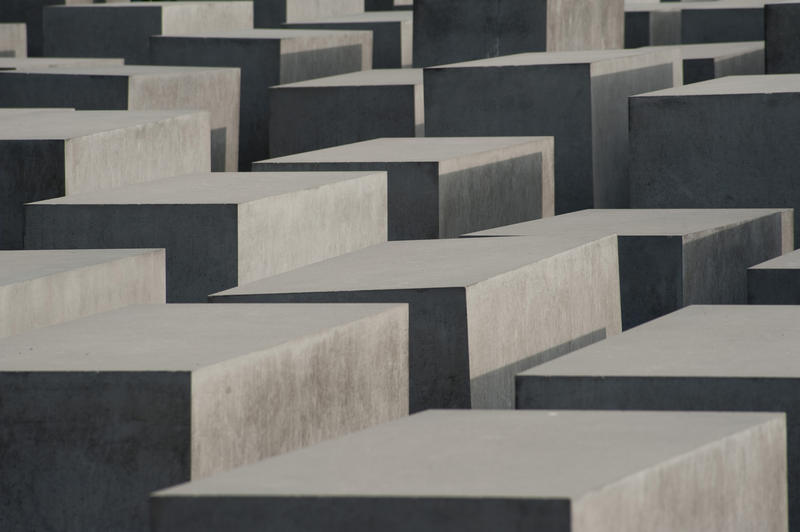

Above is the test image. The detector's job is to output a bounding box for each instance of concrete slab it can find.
[150,29,371,170]
[0,248,164,338]
[629,75,800,247]
[254,0,363,27]
[42,1,252,64]
[256,137,554,239]
[468,208,791,329]
[0,56,123,68]
[268,69,423,157]
[643,41,764,83]
[0,23,26,57]
[0,109,209,249]
[766,1,800,73]
[0,302,408,532]
[0,64,240,171]
[25,171,387,302]
[211,234,622,411]
[424,49,680,213]
[366,0,412,9]
[516,304,800,530]
[151,409,787,532]
[413,0,624,67]
[748,249,800,303]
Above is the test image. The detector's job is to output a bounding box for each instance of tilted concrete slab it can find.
[151,409,787,532]
[425,49,679,213]
[255,137,554,239]
[150,29,371,170]
[748,249,800,303]
[517,304,800,530]
[0,56,123,68]
[25,171,387,302]
[766,1,800,73]
[0,109,209,249]
[0,248,164,338]
[0,302,408,532]
[642,41,764,83]
[268,69,423,157]
[0,23,26,57]
[253,0,363,27]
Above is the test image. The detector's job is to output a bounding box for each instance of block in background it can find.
[748,250,800,304]
[0,23,26,57]
[366,0,412,9]
[0,303,408,532]
[0,56,123,69]
[766,0,800,73]
[253,0,363,27]
[624,2,681,48]
[644,41,764,83]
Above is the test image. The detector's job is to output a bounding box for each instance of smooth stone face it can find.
[150,409,787,532]
[748,249,800,303]
[766,0,800,73]
[0,23,27,57]
[253,0,363,28]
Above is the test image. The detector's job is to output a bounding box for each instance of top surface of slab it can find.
[156,28,367,40]
[644,41,764,60]
[290,11,413,23]
[0,57,124,69]
[625,1,764,12]
[430,48,662,69]
[0,303,403,372]
[0,64,233,77]
[276,68,422,88]
[522,305,800,378]
[0,108,74,118]
[750,249,800,269]
[155,409,781,499]
[48,1,250,8]
[635,74,800,97]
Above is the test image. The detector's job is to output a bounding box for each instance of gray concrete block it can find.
[0,23,26,57]
[254,0,363,27]
[268,69,423,157]
[468,208,791,329]
[629,75,800,248]
[0,109,209,249]
[25,171,388,302]
[366,0,412,9]
[0,249,164,338]
[643,41,764,83]
[255,137,553,239]
[748,249,800,303]
[151,409,787,532]
[413,0,624,68]
[516,304,800,530]
[425,49,680,213]
[0,56,123,69]
[42,1,252,64]
[625,3,681,48]
[211,234,622,411]
[0,302,408,532]
[0,64,240,171]
[766,1,800,73]
[150,29,371,170]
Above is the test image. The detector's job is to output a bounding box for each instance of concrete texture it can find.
[25,171,388,302]
[516,305,800,530]
[0,64,240,171]
[425,49,680,213]
[151,409,787,532]
[268,69,423,157]
[468,208,791,329]
[0,56,123,69]
[0,249,164,338]
[625,3,681,48]
[0,303,408,532]
[211,234,622,411]
[366,0,412,10]
[629,75,800,248]
[42,1,252,64]
[643,41,764,83]
[0,109,209,249]
[766,1,800,73]
[254,0,363,27]
[255,137,554,239]
[0,23,26,57]
[413,0,624,67]
[150,29,371,171]
[748,249,800,304]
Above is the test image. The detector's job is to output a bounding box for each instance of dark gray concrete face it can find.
[629,75,800,248]
[366,0,412,10]
[151,409,786,532]
[255,137,554,239]
[766,1,800,73]
[681,2,764,44]
[624,7,681,48]
[253,0,364,27]
[0,303,408,532]
[150,29,371,171]
[748,249,800,304]
[516,305,800,530]
[643,42,764,84]
[0,23,26,57]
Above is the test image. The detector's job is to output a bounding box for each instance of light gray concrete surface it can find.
[25,171,388,302]
[0,56,123,68]
[748,249,800,303]
[0,248,164,338]
[469,208,791,329]
[42,1,252,64]
[254,0,364,27]
[151,409,787,532]
[0,109,209,249]
[766,1,800,73]
[256,137,554,239]
[413,0,624,67]
[425,49,680,213]
[269,69,423,156]
[642,41,764,83]
[516,305,800,530]
[0,23,26,57]
[0,302,408,532]
[211,234,622,411]
[0,64,239,171]
[629,75,800,248]
[150,29,371,170]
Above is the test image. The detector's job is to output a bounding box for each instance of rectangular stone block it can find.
[0,248,164,338]
[0,302,408,532]
[644,41,764,83]
[25,171,388,302]
[624,3,681,48]
[629,75,800,248]
[256,137,554,240]
[211,234,622,411]
[0,56,123,69]
[766,0,800,73]
[254,0,363,27]
[425,49,679,213]
[0,23,26,57]
[269,69,423,157]
[150,29,371,170]
[151,409,787,532]
[516,305,800,530]
[748,249,800,303]
[0,64,239,171]
[0,109,209,249]
[42,1,252,64]
[413,0,624,67]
